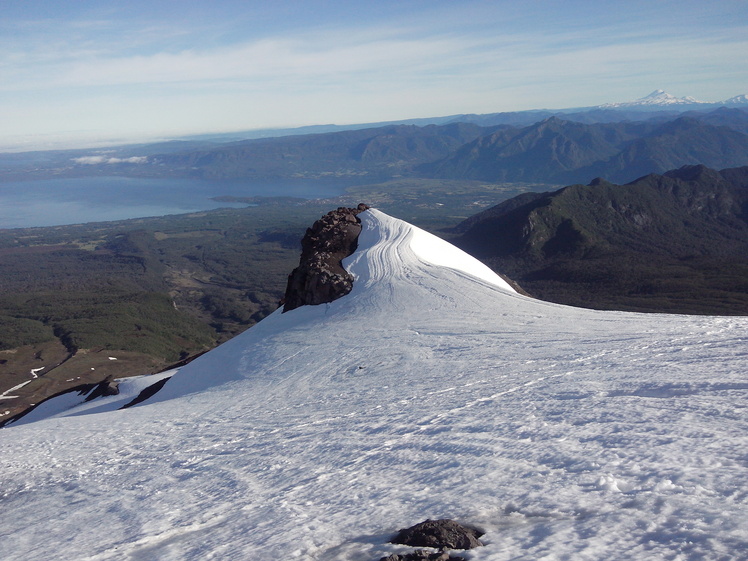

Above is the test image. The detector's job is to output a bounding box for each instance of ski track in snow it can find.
[1,209,747,561]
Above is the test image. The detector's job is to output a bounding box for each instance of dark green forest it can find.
[454,165,748,315]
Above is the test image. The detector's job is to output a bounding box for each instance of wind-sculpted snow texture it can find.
[1,209,747,560]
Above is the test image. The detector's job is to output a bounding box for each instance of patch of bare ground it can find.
[0,343,163,424]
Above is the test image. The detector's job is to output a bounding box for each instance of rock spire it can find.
[282,204,369,312]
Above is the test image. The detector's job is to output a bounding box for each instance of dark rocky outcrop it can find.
[120,376,172,409]
[282,205,369,312]
[1,376,121,428]
[391,519,484,550]
[83,377,120,402]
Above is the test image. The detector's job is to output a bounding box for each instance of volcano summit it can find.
[1,209,746,560]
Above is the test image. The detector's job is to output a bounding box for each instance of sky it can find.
[1,0,747,151]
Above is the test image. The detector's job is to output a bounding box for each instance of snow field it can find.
[0,209,746,560]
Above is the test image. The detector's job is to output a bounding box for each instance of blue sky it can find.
[1,0,746,150]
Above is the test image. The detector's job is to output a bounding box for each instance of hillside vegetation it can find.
[112,113,748,185]
[1,180,543,422]
[0,204,325,421]
[454,165,748,314]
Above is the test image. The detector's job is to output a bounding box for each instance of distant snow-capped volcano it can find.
[598,90,748,110]
[599,89,710,108]
[724,93,748,105]
[1,209,747,560]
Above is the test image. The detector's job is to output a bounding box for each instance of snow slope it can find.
[2,209,747,560]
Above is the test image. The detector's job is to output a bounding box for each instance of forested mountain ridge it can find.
[453,165,748,314]
[149,122,498,180]
[6,106,748,187]
[422,116,748,184]
[101,110,748,184]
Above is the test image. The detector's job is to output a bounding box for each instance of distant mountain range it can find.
[148,122,493,181]
[3,91,748,188]
[179,90,748,141]
[147,107,748,185]
[424,111,748,184]
[453,164,748,315]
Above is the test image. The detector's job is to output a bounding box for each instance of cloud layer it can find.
[72,155,148,165]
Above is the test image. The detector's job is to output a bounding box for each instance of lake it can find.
[0,176,351,229]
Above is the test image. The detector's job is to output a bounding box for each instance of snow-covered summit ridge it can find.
[598,89,748,109]
[1,210,747,561]
[4,209,517,418]
[369,208,515,293]
[150,208,516,401]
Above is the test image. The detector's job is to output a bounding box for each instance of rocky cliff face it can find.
[282,204,369,312]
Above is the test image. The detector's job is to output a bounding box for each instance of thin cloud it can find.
[3,14,744,95]
[1,2,747,149]
[3,29,486,91]
[72,155,148,164]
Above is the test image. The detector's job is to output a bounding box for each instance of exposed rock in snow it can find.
[83,377,120,401]
[391,518,484,550]
[3,370,175,426]
[1,377,118,427]
[283,204,369,312]
[120,375,171,408]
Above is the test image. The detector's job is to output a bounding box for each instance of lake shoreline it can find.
[0,176,355,229]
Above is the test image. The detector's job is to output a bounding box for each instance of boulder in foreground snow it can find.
[391,518,484,550]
